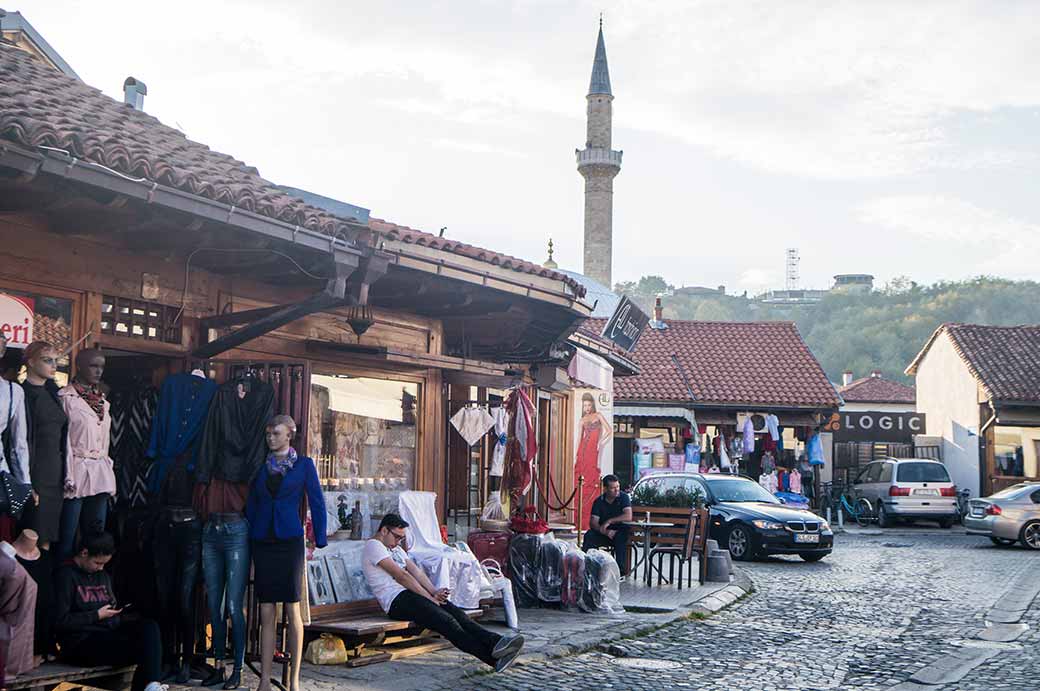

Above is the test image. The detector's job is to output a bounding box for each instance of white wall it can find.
[841,401,915,414]
[913,332,982,496]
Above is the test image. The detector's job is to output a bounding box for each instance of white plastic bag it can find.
[480,558,519,630]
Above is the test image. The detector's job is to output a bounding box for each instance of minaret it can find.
[576,20,622,288]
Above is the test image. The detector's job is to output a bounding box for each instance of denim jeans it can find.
[201,517,249,669]
[154,516,202,664]
[57,493,109,560]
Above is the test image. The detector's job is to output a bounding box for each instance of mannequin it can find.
[245,415,326,691]
[56,349,116,560]
[20,341,67,552]
[0,334,30,487]
[12,530,39,561]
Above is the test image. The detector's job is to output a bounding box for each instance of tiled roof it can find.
[908,323,1040,404]
[581,318,840,408]
[0,46,583,295]
[839,376,915,404]
[0,44,358,237]
[370,218,586,297]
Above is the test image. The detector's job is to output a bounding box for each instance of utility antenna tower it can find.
[785,248,800,291]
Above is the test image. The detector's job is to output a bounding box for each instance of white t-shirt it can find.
[362,539,409,613]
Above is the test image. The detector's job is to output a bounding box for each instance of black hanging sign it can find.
[825,411,926,443]
[601,296,650,352]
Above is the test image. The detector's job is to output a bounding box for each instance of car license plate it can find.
[971,508,984,517]
[794,533,819,543]
[914,489,939,496]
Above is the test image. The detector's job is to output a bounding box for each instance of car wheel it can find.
[990,537,1015,546]
[1020,521,1040,550]
[727,524,754,561]
[799,553,826,562]
[939,518,954,529]
[877,502,894,529]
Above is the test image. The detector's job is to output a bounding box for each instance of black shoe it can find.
[494,646,522,673]
[175,661,191,684]
[201,666,225,687]
[222,668,241,690]
[491,634,525,659]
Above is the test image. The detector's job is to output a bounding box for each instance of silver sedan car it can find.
[963,482,1040,549]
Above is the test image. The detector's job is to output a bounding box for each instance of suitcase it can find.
[467,530,511,574]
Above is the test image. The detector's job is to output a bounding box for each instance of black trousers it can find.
[62,619,162,691]
[388,591,501,666]
[153,516,202,663]
[582,527,630,574]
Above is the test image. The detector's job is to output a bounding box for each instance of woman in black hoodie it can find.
[54,530,166,691]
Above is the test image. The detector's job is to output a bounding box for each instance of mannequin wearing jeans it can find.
[57,349,115,560]
[195,480,249,689]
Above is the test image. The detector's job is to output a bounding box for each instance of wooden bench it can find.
[305,600,485,667]
[8,664,136,691]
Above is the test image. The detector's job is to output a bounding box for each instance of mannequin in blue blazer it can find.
[247,415,326,691]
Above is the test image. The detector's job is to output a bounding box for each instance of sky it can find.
[23,1,1040,294]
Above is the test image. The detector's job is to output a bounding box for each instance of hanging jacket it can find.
[146,373,218,494]
[195,378,275,484]
[807,433,825,466]
[742,417,755,454]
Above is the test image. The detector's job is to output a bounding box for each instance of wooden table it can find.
[622,520,675,586]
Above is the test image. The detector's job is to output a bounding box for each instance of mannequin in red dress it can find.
[575,393,612,531]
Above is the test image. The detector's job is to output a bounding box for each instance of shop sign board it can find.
[825,411,925,443]
[573,387,613,532]
[601,296,649,352]
[0,293,34,348]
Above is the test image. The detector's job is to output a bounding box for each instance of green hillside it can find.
[614,277,1040,384]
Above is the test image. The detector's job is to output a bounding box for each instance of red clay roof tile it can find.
[838,376,915,404]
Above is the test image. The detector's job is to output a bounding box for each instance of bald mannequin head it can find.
[74,348,106,386]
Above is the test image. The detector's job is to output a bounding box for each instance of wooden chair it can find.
[648,508,709,589]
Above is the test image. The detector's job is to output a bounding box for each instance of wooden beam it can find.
[193,260,358,358]
[199,304,296,330]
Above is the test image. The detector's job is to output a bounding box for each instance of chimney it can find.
[654,296,663,322]
[842,370,854,386]
[717,285,726,295]
[123,76,147,110]
[871,369,882,378]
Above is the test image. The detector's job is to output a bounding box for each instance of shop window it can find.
[993,427,1040,478]
[101,295,181,344]
[309,373,419,528]
[0,290,74,385]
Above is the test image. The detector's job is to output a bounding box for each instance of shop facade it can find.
[907,323,1040,497]
[579,315,841,503]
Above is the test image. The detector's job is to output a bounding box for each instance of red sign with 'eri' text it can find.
[0,294,35,347]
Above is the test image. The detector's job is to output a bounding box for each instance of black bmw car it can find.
[633,472,834,562]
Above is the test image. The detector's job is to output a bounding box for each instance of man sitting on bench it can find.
[362,514,524,672]
[581,475,632,575]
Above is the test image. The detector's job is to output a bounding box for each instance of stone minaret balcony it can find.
[575,147,623,170]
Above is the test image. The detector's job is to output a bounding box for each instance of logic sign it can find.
[827,411,926,443]
[601,296,649,353]
[0,294,34,348]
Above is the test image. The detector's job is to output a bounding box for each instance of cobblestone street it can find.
[445,530,1039,691]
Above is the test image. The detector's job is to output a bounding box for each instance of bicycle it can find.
[823,482,875,528]
[955,488,971,525]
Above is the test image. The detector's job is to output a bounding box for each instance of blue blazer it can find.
[245,455,327,548]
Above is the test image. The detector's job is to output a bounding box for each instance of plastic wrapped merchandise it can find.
[560,541,587,610]
[580,548,624,614]
[508,532,544,608]
[536,534,565,602]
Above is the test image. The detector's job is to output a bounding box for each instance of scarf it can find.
[267,447,298,476]
[73,380,106,421]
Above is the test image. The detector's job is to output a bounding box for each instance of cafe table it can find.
[621,519,675,586]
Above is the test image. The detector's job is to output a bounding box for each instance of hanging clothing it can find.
[807,433,825,466]
[489,407,508,477]
[741,417,755,454]
[789,469,802,494]
[449,406,495,447]
[111,386,160,508]
[763,435,777,453]
[777,426,785,454]
[58,384,115,499]
[765,471,778,494]
[718,434,732,470]
[147,374,217,496]
[760,452,776,475]
[0,381,29,486]
[21,380,67,544]
[765,414,780,442]
[195,378,275,485]
[505,389,536,502]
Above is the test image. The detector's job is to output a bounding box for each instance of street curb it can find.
[508,568,755,668]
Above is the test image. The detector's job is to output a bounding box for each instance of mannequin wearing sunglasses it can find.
[362,513,525,672]
[20,340,67,552]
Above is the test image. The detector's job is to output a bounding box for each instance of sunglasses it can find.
[389,530,407,542]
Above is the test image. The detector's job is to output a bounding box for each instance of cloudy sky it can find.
[25,1,1040,293]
